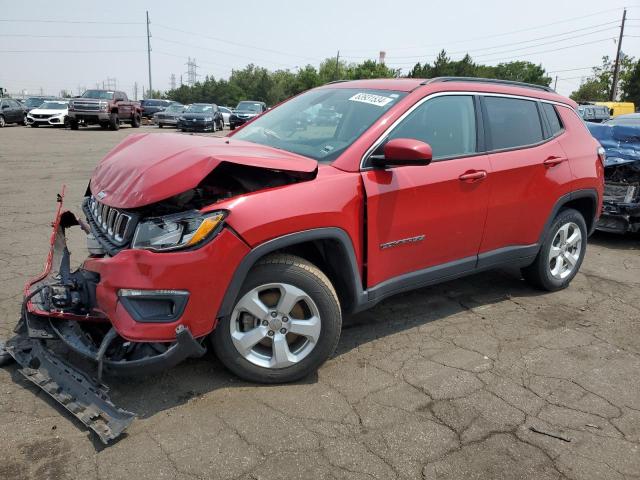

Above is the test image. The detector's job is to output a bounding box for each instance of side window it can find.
[385,95,477,160]
[484,97,543,150]
[541,103,563,136]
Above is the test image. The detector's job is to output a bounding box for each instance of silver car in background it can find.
[153,103,185,128]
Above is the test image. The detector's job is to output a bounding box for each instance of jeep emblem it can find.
[97,191,107,200]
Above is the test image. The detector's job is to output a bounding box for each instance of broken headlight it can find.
[132,210,226,252]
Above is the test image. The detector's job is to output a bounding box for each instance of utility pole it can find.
[610,8,627,101]
[554,75,558,90]
[146,11,153,93]
[334,50,340,81]
[170,74,176,90]
[134,82,138,101]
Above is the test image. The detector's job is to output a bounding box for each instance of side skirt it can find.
[355,244,539,312]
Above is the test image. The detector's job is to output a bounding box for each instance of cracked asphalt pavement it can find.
[1,124,639,480]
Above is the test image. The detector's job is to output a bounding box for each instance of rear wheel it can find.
[131,113,141,128]
[522,208,587,291]
[109,113,119,130]
[212,254,342,383]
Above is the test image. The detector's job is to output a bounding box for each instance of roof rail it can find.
[421,77,555,93]
[324,79,349,85]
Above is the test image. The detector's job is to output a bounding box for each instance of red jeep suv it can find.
[4,77,604,443]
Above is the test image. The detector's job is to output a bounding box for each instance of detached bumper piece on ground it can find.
[0,192,206,444]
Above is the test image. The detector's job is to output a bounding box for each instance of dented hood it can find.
[90,133,317,208]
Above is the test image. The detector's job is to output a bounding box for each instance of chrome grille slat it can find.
[86,195,134,246]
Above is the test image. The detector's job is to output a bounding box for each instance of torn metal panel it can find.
[6,335,135,444]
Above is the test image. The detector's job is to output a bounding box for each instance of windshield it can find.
[236,101,263,112]
[82,90,114,100]
[232,88,406,162]
[186,104,213,113]
[25,98,46,108]
[39,102,67,110]
[165,104,184,113]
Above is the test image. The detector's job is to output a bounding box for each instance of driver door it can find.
[362,94,491,288]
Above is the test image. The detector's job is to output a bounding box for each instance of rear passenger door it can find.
[479,96,572,261]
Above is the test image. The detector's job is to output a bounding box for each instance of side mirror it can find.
[372,138,433,168]
[1,104,9,109]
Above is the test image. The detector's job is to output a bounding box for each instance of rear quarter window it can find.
[541,103,563,136]
[484,96,544,150]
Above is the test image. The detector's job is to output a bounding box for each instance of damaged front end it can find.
[599,161,640,233]
[587,122,640,233]
[2,191,206,444]
[1,133,319,444]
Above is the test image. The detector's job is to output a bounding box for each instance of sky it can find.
[1,0,639,99]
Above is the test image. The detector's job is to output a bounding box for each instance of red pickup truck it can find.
[2,77,604,443]
[68,89,141,130]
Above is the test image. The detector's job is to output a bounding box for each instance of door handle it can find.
[459,170,487,182]
[543,156,567,167]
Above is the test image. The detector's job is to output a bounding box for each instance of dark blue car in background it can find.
[587,116,640,233]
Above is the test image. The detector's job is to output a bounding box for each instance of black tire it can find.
[521,208,587,291]
[31,122,39,128]
[63,116,70,128]
[131,114,141,128]
[230,124,235,131]
[109,113,119,130]
[158,123,163,128]
[0,115,5,128]
[70,118,80,130]
[212,254,342,383]
[99,122,109,129]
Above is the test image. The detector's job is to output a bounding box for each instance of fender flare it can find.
[217,228,365,319]
[538,188,600,244]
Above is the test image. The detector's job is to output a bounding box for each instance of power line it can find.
[154,36,298,68]
[386,37,615,66]
[0,49,144,53]
[341,6,629,54]
[0,33,144,39]
[364,24,619,62]
[346,20,621,61]
[0,18,143,24]
[154,23,316,61]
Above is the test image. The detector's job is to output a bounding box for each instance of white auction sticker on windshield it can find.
[348,92,393,107]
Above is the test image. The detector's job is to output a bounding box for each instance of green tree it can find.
[621,59,640,106]
[570,54,636,102]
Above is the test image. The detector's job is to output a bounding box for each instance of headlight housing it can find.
[204,117,213,122]
[178,116,186,121]
[132,210,226,252]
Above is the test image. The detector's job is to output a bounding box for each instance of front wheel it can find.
[131,113,141,128]
[212,254,342,383]
[69,118,79,130]
[109,113,119,130]
[522,208,587,291]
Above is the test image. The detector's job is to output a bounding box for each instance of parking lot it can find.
[0,124,639,479]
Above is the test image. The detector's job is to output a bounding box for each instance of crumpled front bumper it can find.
[2,191,239,443]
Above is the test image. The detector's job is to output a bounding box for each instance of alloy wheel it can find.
[230,283,321,369]
[549,222,582,280]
